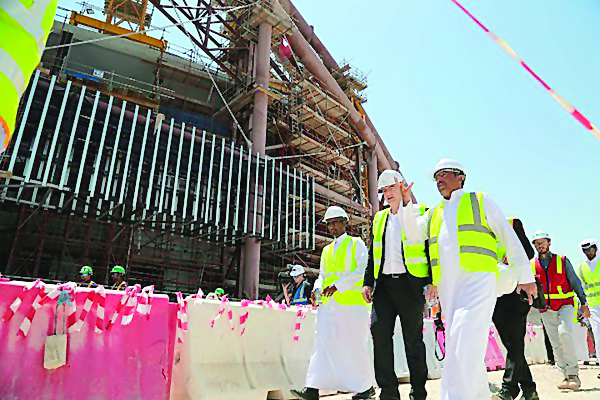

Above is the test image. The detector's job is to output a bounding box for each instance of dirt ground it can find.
[324,363,600,399]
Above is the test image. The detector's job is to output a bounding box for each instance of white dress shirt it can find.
[382,210,407,274]
[314,233,369,293]
[584,255,599,274]
[401,189,534,285]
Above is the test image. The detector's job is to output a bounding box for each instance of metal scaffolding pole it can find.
[242,21,272,299]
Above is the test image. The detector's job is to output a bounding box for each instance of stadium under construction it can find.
[0,0,402,299]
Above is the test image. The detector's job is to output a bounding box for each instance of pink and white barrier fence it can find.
[0,280,177,400]
[0,280,550,400]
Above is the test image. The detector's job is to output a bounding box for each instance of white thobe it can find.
[578,252,600,362]
[402,189,533,400]
[307,233,375,392]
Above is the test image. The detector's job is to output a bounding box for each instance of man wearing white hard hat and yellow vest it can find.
[1,0,58,152]
[399,159,537,400]
[292,206,375,400]
[362,169,429,400]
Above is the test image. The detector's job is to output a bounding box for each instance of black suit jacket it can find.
[362,209,432,304]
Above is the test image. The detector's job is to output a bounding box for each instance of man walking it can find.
[577,239,600,379]
[493,218,540,400]
[531,231,590,390]
[292,206,375,400]
[400,159,537,400]
[362,169,429,400]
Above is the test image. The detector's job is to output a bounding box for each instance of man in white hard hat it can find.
[399,159,537,400]
[362,169,429,400]
[531,231,589,390]
[292,206,375,400]
[577,239,600,380]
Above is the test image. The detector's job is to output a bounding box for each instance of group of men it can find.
[292,158,599,400]
[77,265,128,290]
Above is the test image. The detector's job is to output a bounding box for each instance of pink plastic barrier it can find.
[0,281,177,400]
[485,328,506,371]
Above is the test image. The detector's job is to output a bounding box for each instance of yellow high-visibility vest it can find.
[578,261,600,307]
[372,205,429,280]
[428,192,498,286]
[496,218,515,262]
[1,0,58,150]
[322,235,367,306]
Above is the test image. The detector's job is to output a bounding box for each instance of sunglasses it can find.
[582,245,596,253]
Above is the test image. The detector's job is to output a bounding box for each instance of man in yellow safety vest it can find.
[292,205,375,400]
[577,239,600,380]
[1,0,58,152]
[399,159,537,400]
[362,169,430,400]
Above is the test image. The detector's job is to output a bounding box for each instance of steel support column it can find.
[242,21,271,299]
[5,205,26,275]
[368,150,379,214]
[33,210,50,277]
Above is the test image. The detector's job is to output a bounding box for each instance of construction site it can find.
[0,0,400,299]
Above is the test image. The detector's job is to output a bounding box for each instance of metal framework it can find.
[0,0,400,297]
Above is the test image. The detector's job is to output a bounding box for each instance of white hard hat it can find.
[580,238,597,250]
[532,230,551,243]
[378,170,403,191]
[323,206,348,221]
[290,265,305,277]
[432,159,466,180]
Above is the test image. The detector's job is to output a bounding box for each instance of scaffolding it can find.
[1,0,398,298]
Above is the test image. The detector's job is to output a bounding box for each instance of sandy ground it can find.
[323,363,600,399]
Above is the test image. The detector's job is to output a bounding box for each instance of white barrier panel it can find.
[573,323,590,362]
[491,324,548,366]
[170,300,316,400]
[170,300,550,400]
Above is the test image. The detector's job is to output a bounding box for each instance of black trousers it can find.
[492,291,536,397]
[371,274,428,400]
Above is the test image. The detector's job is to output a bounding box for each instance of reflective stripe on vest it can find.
[401,204,429,278]
[372,206,429,279]
[579,262,600,307]
[428,192,498,286]
[372,209,389,278]
[531,256,575,300]
[496,218,515,262]
[0,0,57,150]
[322,235,367,306]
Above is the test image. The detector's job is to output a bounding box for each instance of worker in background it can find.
[289,265,312,306]
[576,239,600,380]
[78,266,97,288]
[291,206,375,400]
[400,159,537,400]
[1,0,58,152]
[362,169,429,400]
[110,265,128,291]
[206,288,225,300]
[531,231,590,390]
[493,219,540,400]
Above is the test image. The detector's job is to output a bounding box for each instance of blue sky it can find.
[57,0,599,262]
